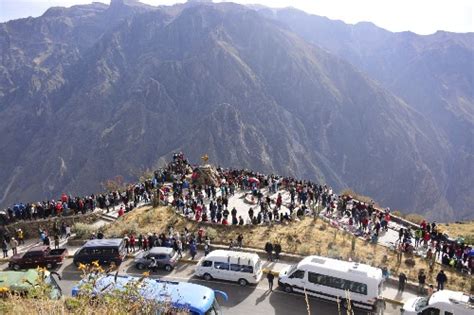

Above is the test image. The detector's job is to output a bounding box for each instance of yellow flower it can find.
[0,287,9,293]
[36,266,47,273]
[97,266,105,273]
[78,263,87,271]
[92,260,100,268]
[142,271,150,277]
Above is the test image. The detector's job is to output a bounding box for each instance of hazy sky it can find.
[0,0,473,34]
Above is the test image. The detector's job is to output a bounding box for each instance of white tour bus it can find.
[195,250,263,286]
[278,255,384,310]
[401,290,473,315]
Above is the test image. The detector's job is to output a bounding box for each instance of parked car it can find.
[134,247,178,272]
[9,246,68,271]
[73,238,126,267]
[195,250,263,286]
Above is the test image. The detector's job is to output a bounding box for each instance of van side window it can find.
[230,264,254,273]
[420,308,440,315]
[214,262,229,270]
[79,249,91,256]
[308,272,367,295]
[90,249,102,255]
[308,272,327,285]
[289,270,305,279]
[102,248,116,255]
[240,265,254,273]
[202,260,212,267]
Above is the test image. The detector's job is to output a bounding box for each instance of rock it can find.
[191,165,221,186]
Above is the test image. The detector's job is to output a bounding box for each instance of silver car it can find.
[134,247,178,272]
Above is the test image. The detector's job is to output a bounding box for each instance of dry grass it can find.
[438,221,474,243]
[104,206,473,294]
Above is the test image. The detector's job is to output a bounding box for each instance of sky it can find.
[0,0,473,35]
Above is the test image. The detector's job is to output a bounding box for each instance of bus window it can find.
[205,297,222,315]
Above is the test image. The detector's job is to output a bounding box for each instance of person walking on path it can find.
[9,237,18,255]
[398,272,407,292]
[436,270,447,291]
[396,243,403,263]
[274,243,282,261]
[190,242,197,260]
[267,272,275,291]
[17,229,24,245]
[418,270,426,294]
[54,235,60,249]
[2,239,8,258]
[237,233,243,248]
[265,242,273,261]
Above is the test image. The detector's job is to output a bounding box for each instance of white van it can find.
[278,255,384,311]
[195,250,263,286]
[401,290,473,315]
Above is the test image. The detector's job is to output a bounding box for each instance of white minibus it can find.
[278,255,384,310]
[195,250,263,286]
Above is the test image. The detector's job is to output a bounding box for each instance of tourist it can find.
[436,270,447,291]
[274,242,282,261]
[2,239,8,258]
[398,272,407,292]
[267,272,275,291]
[265,242,273,261]
[9,237,18,255]
[418,270,426,294]
[190,242,197,260]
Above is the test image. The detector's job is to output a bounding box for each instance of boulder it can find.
[191,164,221,186]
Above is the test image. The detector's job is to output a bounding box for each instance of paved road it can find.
[0,258,401,315]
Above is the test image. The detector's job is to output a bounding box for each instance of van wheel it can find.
[203,273,212,281]
[284,285,293,293]
[12,264,21,271]
[136,263,144,270]
[164,264,172,272]
[46,262,53,269]
[238,278,248,286]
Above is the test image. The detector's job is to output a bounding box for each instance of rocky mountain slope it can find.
[0,1,471,220]
[261,7,474,219]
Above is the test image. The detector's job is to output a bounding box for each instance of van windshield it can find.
[414,297,429,311]
[287,264,297,275]
[255,258,262,272]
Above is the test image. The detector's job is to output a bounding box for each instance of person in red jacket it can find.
[129,234,136,252]
[55,201,63,216]
[118,206,125,217]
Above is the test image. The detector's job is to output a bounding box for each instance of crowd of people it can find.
[164,154,473,276]
[1,152,472,278]
[0,181,155,225]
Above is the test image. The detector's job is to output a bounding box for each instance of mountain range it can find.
[0,0,472,220]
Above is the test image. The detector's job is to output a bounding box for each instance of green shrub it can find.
[206,227,218,240]
[73,223,96,239]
